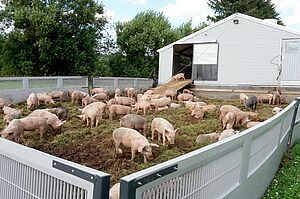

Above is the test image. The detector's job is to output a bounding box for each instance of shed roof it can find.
[157,13,300,53]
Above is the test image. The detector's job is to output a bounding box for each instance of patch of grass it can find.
[263,143,300,199]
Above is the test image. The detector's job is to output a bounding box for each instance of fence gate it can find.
[280,38,300,85]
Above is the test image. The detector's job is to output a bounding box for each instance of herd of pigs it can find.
[0,79,284,198]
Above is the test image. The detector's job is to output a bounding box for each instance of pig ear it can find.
[150,143,159,148]
[138,146,145,153]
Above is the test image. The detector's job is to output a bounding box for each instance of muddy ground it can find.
[0,97,284,186]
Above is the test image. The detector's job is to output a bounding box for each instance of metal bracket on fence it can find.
[52,160,110,199]
[287,98,300,149]
[120,164,178,199]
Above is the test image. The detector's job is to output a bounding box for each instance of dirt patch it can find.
[0,98,285,186]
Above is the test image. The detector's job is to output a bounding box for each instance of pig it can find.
[127,87,136,98]
[257,94,273,104]
[272,107,283,114]
[109,183,120,199]
[218,129,239,141]
[3,107,22,125]
[0,97,11,110]
[183,89,193,94]
[246,121,262,128]
[109,105,131,120]
[113,127,159,163]
[1,117,48,140]
[220,105,250,127]
[245,111,259,120]
[0,119,24,141]
[132,100,151,116]
[149,94,163,100]
[144,90,154,96]
[114,88,121,97]
[4,113,21,125]
[80,102,107,119]
[191,108,205,119]
[170,103,181,109]
[184,101,207,111]
[196,132,219,144]
[92,87,108,95]
[92,93,109,101]
[178,93,194,103]
[48,91,69,101]
[165,89,177,100]
[115,97,136,106]
[200,105,217,113]
[171,73,185,81]
[107,98,117,106]
[48,107,69,121]
[70,91,84,105]
[27,93,38,110]
[272,90,282,105]
[84,107,101,128]
[239,93,249,104]
[120,114,148,136]
[151,117,177,145]
[82,95,98,107]
[157,106,168,111]
[2,106,20,116]
[222,112,235,129]
[150,97,171,111]
[245,96,258,111]
[137,94,150,102]
[36,93,55,105]
[28,110,64,131]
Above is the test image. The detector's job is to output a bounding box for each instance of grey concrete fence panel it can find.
[0,138,110,199]
[0,76,153,103]
[120,99,300,199]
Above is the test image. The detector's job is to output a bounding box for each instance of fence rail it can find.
[120,98,300,199]
[0,138,110,199]
[0,76,153,103]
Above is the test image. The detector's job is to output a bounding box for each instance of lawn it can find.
[263,142,300,199]
[0,97,279,185]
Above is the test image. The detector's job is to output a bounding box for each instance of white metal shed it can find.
[157,13,300,87]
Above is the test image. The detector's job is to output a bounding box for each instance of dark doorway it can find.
[173,44,193,79]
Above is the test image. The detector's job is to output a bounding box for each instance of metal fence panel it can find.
[121,100,300,199]
[0,138,110,199]
[63,77,88,88]
[29,79,57,89]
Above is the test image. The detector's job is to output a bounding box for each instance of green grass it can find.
[263,142,300,199]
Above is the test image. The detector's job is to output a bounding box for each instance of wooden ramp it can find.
[153,79,193,95]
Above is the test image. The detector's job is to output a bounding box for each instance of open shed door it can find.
[281,38,300,85]
[192,42,219,81]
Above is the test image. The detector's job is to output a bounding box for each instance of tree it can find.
[207,0,283,25]
[0,0,107,76]
[174,20,208,39]
[115,11,177,77]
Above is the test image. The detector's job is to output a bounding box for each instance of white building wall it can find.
[181,17,299,86]
[158,46,173,84]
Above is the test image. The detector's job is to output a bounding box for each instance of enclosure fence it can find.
[0,76,153,103]
[120,98,300,199]
[0,138,110,199]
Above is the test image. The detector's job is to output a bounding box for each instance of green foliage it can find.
[0,0,107,76]
[114,11,178,77]
[208,0,284,25]
[174,20,208,39]
[264,143,300,198]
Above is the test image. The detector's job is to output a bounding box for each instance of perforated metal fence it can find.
[120,98,300,199]
[0,138,110,199]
